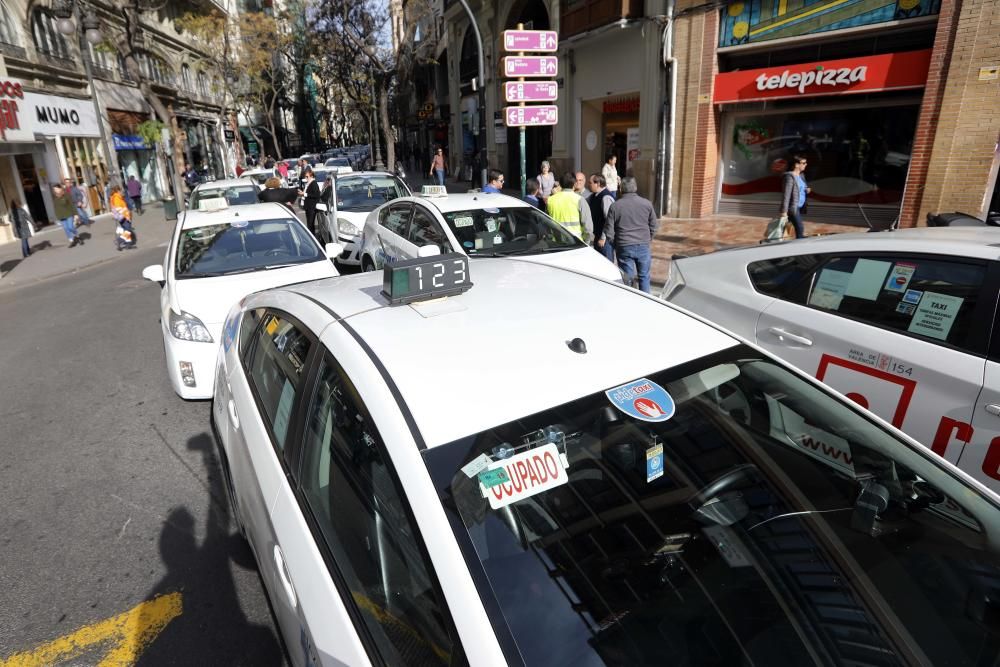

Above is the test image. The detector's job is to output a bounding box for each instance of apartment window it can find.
[197,70,209,97]
[31,8,71,59]
[182,64,193,91]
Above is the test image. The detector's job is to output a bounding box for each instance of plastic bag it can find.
[763,216,791,242]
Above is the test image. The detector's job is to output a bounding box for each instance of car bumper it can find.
[336,234,361,265]
[163,329,220,400]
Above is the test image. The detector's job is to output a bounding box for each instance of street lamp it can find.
[53,0,118,186]
[363,44,386,171]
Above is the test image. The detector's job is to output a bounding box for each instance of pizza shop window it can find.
[804,255,987,353]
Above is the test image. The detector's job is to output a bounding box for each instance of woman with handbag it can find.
[778,155,811,239]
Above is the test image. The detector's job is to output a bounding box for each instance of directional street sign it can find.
[503,56,558,78]
[504,105,558,127]
[503,30,558,53]
[504,81,558,103]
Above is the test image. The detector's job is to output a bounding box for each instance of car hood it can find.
[333,209,369,236]
[511,246,623,283]
[169,260,337,335]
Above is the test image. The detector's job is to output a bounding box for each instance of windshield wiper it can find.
[496,245,577,256]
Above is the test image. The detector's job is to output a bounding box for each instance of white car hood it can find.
[169,260,336,335]
[334,209,369,236]
[512,246,623,283]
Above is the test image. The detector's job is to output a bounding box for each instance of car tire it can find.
[361,256,375,273]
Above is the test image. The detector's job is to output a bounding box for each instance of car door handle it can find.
[273,545,298,608]
[985,404,1000,417]
[767,327,813,347]
[227,399,240,429]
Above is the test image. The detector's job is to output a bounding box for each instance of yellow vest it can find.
[546,191,584,238]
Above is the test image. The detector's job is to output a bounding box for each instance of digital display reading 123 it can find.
[381,252,473,305]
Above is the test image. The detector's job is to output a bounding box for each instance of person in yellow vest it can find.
[546,172,593,242]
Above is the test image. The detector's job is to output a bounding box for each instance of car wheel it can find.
[362,256,375,273]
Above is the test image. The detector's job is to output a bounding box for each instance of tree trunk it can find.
[378,87,394,171]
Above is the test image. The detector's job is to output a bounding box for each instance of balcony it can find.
[561,0,642,40]
[0,42,27,60]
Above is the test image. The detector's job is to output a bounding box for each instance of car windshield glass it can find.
[313,170,328,183]
[247,172,272,184]
[336,176,407,212]
[424,345,1000,667]
[327,158,350,167]
[175,218,322,278]
[190,186,259,208]
[440,206,584,256]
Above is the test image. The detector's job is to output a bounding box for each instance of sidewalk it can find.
[0,203,176,292]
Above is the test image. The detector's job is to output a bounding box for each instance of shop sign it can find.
[112,134,146,151]
[0,78,31,142]
[22,92,100,137]
[223,129,235,141]
[713,50,932,104]
[603,97,640,114]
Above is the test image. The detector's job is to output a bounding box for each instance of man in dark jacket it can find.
[588,174,614,261]
[257,177,299,208]
[10,200,31,257]
[604,177,658,293]
[301,167,322,238]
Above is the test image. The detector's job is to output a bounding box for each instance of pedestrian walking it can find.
[604,176,658,293]
[523,178,543,210]
[63,177,91,226]
[779,155,810,239]
[126,175,144,214]
[429,147,447,186]
[301,168,321,237]
[588,173,615,262]
[52,183,83,247]
[483,169,504,194]
[110,185,137,250]
[537,161,555,206]
[276,160,289,182]
[602,155,621,199]
[546,172,593,242]
[10,199,32,257]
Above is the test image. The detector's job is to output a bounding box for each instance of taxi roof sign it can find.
[197,197,229,212]
[382,252,472,305]
[420,185,448,198]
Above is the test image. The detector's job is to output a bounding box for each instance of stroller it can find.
[113,205,137,250]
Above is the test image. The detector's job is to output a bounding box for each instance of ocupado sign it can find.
[480,443,568,509]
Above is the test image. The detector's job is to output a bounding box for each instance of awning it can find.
[0,141,45,156]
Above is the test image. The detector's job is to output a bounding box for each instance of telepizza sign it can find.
[713,50,931,104]
[0,79,25,141]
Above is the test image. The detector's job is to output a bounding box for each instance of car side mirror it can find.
[417,245,440,258]
[325,242,343,259]
[142,264,165,285]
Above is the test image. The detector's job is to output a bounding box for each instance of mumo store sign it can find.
[713,50,931,104]
[22,91,100,137]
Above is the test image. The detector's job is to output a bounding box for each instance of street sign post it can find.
[504,81,558,103]
[504,25,559,198]
[502,30,558,52]
[504,105,558,127]
[503,56,558,78]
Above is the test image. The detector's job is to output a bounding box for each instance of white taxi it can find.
[661,227,1000,490]
[358,188,622,282]
[324,171,411,267]
[241,168,278,190]
[211,253,1000,666]
[142,201,340,399]
[189,179,260,209]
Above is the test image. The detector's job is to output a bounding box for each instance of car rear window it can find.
[191,185,259,208]
[747,254,820,299]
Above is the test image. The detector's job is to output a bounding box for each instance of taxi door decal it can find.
[816,354,917,429]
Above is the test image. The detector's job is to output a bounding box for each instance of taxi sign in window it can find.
[479,443,568,509]
[382,252,472,305]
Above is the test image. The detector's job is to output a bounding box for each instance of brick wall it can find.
[691,9,720,217]
[902,0,1000,226]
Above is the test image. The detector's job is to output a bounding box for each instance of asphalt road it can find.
[0,243,288,665]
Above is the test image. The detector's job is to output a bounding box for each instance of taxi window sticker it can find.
[646,443,664,482]
[808,268,850,310]
[272,379,295,444]
[484,217,498,233]
[844,258,892,301]
[478,442,569,509]
[902,288,923,305]
[907,291,964,341]
[884,262,917,293]
[453,215,474,228]
[605,378,676,422]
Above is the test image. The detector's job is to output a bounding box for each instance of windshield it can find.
[313,170,329,183]
[175,218,323,278]
[424,345,1000,667]
[336,175,408,212]
[441,206,585,256]
[190,185,259,208]
[326,158,350,167]
[246,172,272,185]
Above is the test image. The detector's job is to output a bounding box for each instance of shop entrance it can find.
[15,154,46,226]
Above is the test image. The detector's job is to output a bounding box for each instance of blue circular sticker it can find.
[605,378,676,423]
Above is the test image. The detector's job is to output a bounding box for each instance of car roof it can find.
[396,192,531,214]
[282,259,738,447]
[334,170,397,179]
[180,203,292,229]
[699,227,1000,261]
[193,179,257,190]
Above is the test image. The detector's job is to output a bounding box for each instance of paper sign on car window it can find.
[809,269,850,310]
[907,291,963,341]
[480,443,568,509]
[845,259,891,301]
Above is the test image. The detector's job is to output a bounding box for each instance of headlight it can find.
[659,261,686,300]
[338,219,360,236]
[169,310,214,342]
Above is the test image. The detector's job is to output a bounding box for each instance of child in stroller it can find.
[110,184,137,250]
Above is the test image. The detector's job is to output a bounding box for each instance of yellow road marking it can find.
[751,0,850,35]
[779,0,788,15]
[1,592,182,667]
